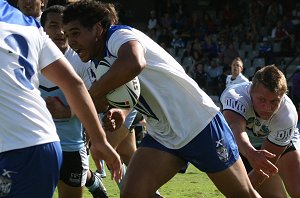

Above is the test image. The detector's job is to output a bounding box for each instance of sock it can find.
[85,171,100,192]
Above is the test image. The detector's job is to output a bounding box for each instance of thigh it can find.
[207,157,260,197]
[57,181,83,198]
[256,173,287,198]
[106,126,130,149]
[278,150,300,197]
[0,142,62,198]
[121,147,185,198]
[116,132,137,165]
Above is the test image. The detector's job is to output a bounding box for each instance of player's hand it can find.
[247,148,278,178]
[102,108,126,131]
[92,95,110,113]
[89,140,122,182]
[45,96,70,119]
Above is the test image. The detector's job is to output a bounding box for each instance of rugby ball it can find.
[91,56,140,109]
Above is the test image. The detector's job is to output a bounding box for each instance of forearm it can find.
[63,80,107,144]
[235,131,256,158]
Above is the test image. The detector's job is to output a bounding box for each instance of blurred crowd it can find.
[142,0,300,96]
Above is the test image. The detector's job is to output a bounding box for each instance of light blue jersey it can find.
[39,47,94,151]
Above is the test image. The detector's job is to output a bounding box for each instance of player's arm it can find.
[223,110,254,157]
[89,40,145,100]
[223,110,277,178]
[248,140,287,188]
[41,57,122,181]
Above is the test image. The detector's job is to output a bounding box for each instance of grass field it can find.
[54,161,225,198]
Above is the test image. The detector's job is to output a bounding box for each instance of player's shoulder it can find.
[221,82,251,100]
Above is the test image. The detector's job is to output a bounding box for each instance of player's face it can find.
[251,83,282,120]
[44,12,68,52]
[231,60,243,76]
[63,20,101,62]
[18,0,43,18]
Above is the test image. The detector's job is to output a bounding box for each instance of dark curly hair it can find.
[63,0,118,30]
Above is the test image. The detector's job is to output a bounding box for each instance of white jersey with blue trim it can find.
[225,73,249,88]
[220,82,300,149]
[106,25,219,149]
[0,1,62,153]
[39,47,94,151]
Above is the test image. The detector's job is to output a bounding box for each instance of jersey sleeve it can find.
[107,28,139,56]
[220,86,249,119]
[38,31,64,71]
[267,97,299,146]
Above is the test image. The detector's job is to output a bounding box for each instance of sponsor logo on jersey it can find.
[275,127,293,141]
[224,97,246,114]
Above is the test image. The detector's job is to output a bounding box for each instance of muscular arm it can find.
[41,57,122,180]
[223,110,278,187]
[89,40,146,100]
[223,110,254,157]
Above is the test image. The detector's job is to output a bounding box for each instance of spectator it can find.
[157,27,173,49]
[0,2,121,197]
[221,42,240,69]
[271,20,294,54]
[259,37,273,65]
[192,62,209,90]
[225,57,249,88]
[171,31,185,57]
[147,10,158,31]
[207,59,223,95]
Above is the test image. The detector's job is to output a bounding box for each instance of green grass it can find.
[53,160,224,198]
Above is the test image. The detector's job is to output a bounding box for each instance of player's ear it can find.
[95,22,104,40]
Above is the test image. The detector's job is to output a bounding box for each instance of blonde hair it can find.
[252,65,287,95]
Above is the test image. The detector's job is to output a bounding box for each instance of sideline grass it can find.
[54,161,224,198]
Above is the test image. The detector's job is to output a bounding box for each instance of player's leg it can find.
[278,145,300,198]
[58,148,88,198]
[57,181,83,198]
[207,158,261,197]
[185,112,260,197]
[116,131,137,165]
[254,173,287,198]
[120,146,186,198]
[241,152,287,197]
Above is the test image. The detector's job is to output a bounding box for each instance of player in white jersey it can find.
[39,5,109,198]
[63,1,261,197]
[221,65,300,197]
[225,57,249,88]
[17,0,45,22]
[0,1,121,197]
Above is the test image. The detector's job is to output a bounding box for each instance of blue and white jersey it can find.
[225,73,249,88]
[39,47,94,151]
[220,82,300,149]
[0,1,62,153]
[105,25,219,149]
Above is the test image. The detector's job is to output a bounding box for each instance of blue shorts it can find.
[0,142,62,198]
[140,112,239,173]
